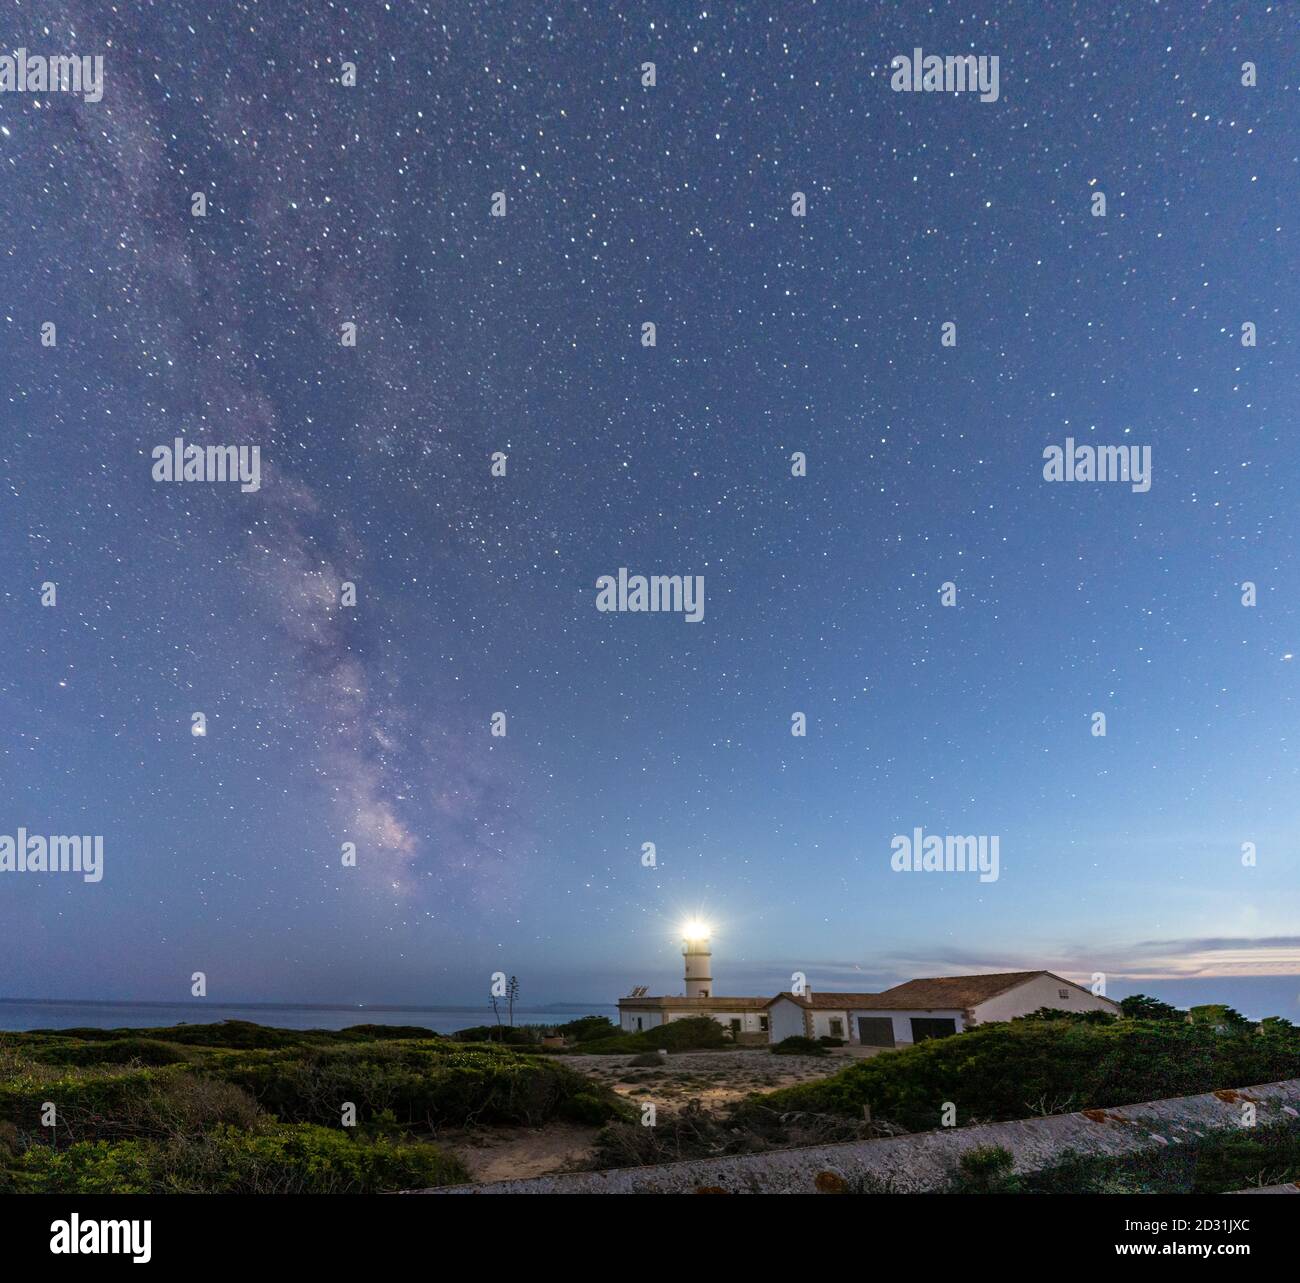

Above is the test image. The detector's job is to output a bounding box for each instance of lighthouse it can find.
[682,921,712,998]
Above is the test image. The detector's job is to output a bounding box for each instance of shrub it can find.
[0,1066,178,1140]
[954,1144,1019,1193]
[771,1036,827,1056]
[11,1124,468,1194]
[1015,1007,1115,1025]
[577,1017,730,1056]
[338,1025,440,1041]
[1118,994,1184,1022]
[9,1138,156,1194]
[208,1041,630,1128]
[556,1016,619,1043]
[741,1018,1300,1132]
[449,1024,549,1046]
[28,1038,189,1068]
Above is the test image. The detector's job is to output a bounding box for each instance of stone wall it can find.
[420,1077,1300,1195]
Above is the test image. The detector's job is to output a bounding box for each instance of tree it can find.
[1118,994,1183,1022]
[1188,1004,1252,1033]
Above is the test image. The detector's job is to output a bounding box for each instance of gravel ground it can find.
[564,1047,860,1107]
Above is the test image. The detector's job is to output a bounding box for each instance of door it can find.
[857,1016,895,1047]
[910,1017,957,1042]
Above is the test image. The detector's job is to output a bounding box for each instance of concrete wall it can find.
[768,997,807,1042]
[874,1009,965,1044]
[667,1009,767,1035]
[619,1008,770,1036]
[619,1008,666,1033]
[972,973,1118,1025]
[426,1078,1300,1195]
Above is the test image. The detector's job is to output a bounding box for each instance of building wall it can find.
[811,1009,852,1040]
[619,1008,771,1036]
[667,1009,768,1035]
[825,1008,966,1044]
[971,974,1119,1025]
[619,1008,666,1033]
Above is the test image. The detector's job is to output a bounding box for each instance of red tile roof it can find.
[767,971,1053,1011]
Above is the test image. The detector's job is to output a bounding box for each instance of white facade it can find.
[767,997,808,1042]
[622,970,1119,1046]
[970,972,1117,1025]
[763,972,1119,1047]
[619,1006,770,1036]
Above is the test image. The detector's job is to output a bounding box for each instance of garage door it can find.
[857,1016,895,1047]
[910,1017,957,1042]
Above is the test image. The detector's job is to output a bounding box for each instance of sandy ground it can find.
[567,1047,863,1107]
[444,1121,603,1183]
[443,1047,877,1183]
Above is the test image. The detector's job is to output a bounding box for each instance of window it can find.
[1058,988,1070,999]
[759,1016,769,1032]
[729,1018,742,1033]
[700,989,709,997]
[829,1018,844,1038]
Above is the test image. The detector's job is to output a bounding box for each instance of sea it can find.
[0,999,618,1035]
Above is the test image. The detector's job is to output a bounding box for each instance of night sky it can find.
[1,3,1296,1017]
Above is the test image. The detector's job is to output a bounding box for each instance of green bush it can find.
[0,1065,263,1144]
[1118,994,1184,1022]
[556,1016,619,1042]
[338,1024,440,1041]
[954,1144,1019,1193]
[1021,1123,1300,1195]
[209,1041,630,1128]
[0,1066,179,1139]
[10,1124,468,1194]
[28,1038,189,1068]
[577,1017,730,1056]
[449,1025,542,1045]
[741,1018,1300,1132]
[7,1138,156,1194]
[771,1036,827,1056]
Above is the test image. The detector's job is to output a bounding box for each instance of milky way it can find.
[1,3,1296,1011]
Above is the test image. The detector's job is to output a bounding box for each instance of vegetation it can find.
[770,1036,828,1056]
[0,1020,631,1193]
[739,1010,1300,1132]
[1117,994,1183,1022]
[937,1126,1300,1195]
[570,1016,731,1056]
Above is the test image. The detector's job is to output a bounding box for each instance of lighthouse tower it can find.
[682,922,712,998]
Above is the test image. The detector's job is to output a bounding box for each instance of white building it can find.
[766,971,1120,1046]
[617,927,773,1043]
[618,933,1119,1047]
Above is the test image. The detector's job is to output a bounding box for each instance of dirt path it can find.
[442,1048,864,1183]
[567,1047,854,1108]
[442,1121,601,1184]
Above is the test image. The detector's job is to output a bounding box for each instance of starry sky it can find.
[1,3,1296,1017]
